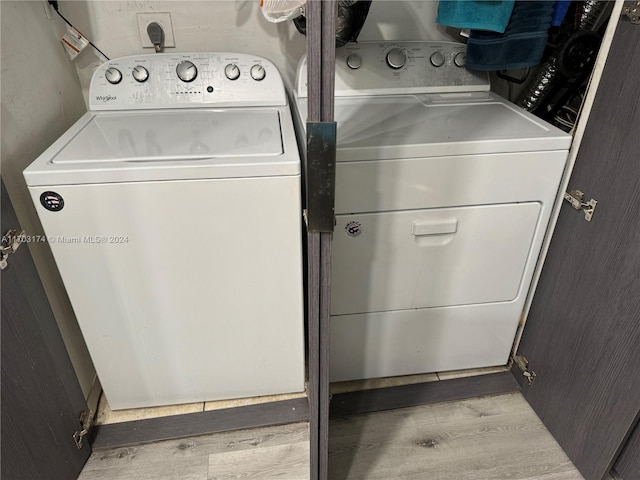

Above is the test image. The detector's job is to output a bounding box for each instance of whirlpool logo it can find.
[95,95,117,102]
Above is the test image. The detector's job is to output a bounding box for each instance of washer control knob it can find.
[250,64,266,81]
[132,65,149,83]
[105,67,122,84]
[430,51,446,67]
[454,52,466,67]
[225,63,241,81]
[176,60,198,82]
[386,48,407,69]
[346,53,362,70]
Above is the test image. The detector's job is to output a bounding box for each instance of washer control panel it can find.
[90,53,286,110]
[296,41,489,98]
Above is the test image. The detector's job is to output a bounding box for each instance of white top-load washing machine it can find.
[293,41,572,382]
[24,53,305,409]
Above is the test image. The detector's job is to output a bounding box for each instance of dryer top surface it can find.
[295,92,571,161]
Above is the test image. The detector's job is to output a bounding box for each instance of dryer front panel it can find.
[332,202,540,315]
[334,150,567,214]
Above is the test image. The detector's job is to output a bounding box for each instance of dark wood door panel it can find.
[615,418,640,480]
[1,181,91,479]
[517,19,640,480]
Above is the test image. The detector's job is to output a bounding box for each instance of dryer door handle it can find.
[411,218,458,236]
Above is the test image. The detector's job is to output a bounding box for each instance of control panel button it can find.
[454,52,466,67]
[105,67,122,84]
[430,51,446,67]
[132,65,149,83]
[346,54,362,70]
[250,64,266,81]
[225,63,241,81]
[386,48,407,70]
[176,60,198,82]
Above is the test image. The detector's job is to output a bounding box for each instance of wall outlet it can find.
[137,12,175,49]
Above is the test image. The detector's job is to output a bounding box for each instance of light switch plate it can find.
[137,12,175,49]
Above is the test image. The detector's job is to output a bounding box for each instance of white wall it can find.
[1,0,97,397]
[360,0,454,42]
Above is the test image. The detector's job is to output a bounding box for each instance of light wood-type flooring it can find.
[80,392,595,480]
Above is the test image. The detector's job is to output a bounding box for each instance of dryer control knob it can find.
[176,60,198,82]
[132,65,149,83]
[454,52,466,67]
[430,51,446,67]
[346,54,362,70]
[386,48,406,70]
[105,67,122,84]
[225,63,241,81]
[250,64,266,81]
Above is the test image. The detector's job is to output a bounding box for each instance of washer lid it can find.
[24,107,301,186]
[333,93,572,161]
[54,109,283,163]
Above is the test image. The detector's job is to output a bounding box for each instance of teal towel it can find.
[466,0,555,71]
[436,0,516,33]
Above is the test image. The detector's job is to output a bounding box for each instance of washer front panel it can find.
[29,177,305,409]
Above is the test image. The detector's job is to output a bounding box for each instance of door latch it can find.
[513,355,537,387]
[622,1,640,24]
[0,229,25,270]
[563,190,597,222]
[73,410,94,449]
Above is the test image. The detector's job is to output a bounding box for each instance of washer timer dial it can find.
[176,60,198,82]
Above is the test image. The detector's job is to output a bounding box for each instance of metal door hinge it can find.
[0,229,25,270]
[622,2,640,24]
[563,190,597,221]
[513,355,537,387]
[73,410,94,449]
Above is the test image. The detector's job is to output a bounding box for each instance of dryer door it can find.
[331,202,540,315]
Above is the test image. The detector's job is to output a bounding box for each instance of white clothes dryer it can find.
[293,41,571,382]
[24,53,305,409]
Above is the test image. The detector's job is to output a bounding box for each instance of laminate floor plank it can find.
[208,441,309,479]
[430,389,531,423]
[329,393,585,480]
[77,456,209,480]
[330,402,438,439]
[81,422,308,477]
